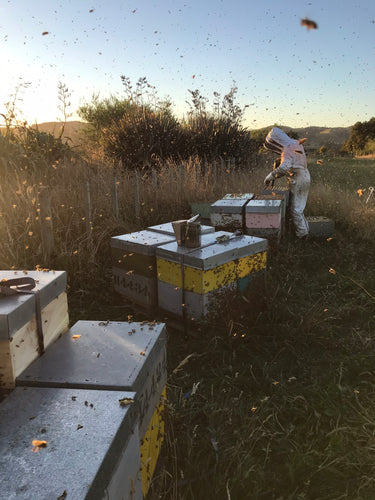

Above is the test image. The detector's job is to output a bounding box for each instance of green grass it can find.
[308,156,375,190]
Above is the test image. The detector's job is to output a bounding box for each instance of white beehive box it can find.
[18,320,167,497]
[210,193,254,231]
[156,231,267,320]
[0,386,142,500]
[0,270,68,389]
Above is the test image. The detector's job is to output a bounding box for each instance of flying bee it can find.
[301,18,318,29]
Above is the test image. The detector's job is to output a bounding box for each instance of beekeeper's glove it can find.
[264,172,274,186]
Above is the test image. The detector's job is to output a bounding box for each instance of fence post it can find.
[194,163,199,193]
[38,186,54,260]
[84,181,92,235]
[151,169,158,210]
[212,160,217,191]
[134,170,140,218]
[112,177,119,219]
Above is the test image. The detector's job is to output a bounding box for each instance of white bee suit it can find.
[264,127,310,238]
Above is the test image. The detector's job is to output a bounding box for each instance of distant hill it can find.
[290,126,351,151]
[31,121,85,146]
[3,121,352,153]
[253,125,352,152]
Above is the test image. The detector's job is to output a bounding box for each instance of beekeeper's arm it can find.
[264,155,292,186]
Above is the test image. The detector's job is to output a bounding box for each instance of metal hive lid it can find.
[18,320,166,391]
[156,232,267,269]
[0,386,138,500]
[210,198,251,214]
[245,199,282,213]
[111,230,175,255]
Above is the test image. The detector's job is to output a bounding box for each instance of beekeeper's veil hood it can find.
[264,127,297,154]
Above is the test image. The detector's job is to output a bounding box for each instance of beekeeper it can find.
[263,127,310,239]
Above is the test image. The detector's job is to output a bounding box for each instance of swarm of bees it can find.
[301,18,318,30]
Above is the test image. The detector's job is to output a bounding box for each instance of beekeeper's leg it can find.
[290,170,310,238]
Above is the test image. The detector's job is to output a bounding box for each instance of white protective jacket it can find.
[264,127,310,238]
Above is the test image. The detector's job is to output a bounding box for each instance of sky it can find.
[0,0,374,130]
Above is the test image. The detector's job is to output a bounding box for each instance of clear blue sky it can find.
[1,0,374,129]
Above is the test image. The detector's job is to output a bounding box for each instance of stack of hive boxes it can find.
[0,269,167,499]
[210,192,288,241]
[111,223,215,308]
[156,231,267,320]
[210,193,254,232]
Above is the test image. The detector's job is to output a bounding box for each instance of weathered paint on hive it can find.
[111,248,155,277]
[111,230,176,306]
[157,251,266,294]
[113,268,157,307]
[140,387,166,496]
[245,212,282,229]
[157,280,237,319]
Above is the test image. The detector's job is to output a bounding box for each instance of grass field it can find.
[0,152,374,499]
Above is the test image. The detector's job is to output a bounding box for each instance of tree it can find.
[342,117,375,155]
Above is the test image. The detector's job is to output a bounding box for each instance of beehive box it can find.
[148,221,214,236]
[307,216,335,237]
[0,386,142,499]
[18,320,167,497]
[210,193,254,231]
[253,194,287,239]
[0,270,68,389]
[156,231,267,320]
[245,199,283,239]
[111,230,176,308]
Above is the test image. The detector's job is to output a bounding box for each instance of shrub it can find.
[101,105,185,169]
